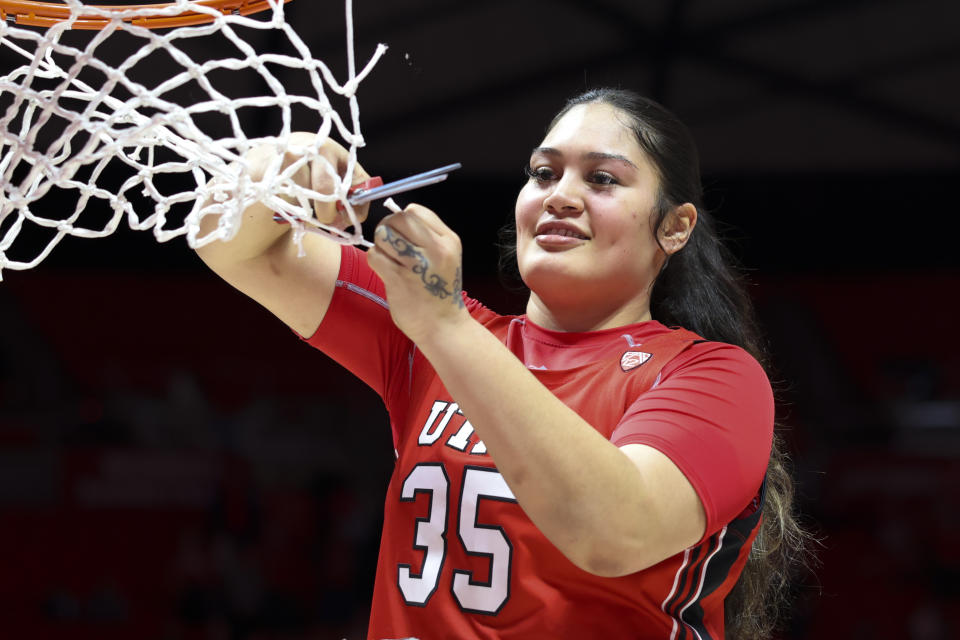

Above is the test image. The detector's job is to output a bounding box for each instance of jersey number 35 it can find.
[397,463,517,616]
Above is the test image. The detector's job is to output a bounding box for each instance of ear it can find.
[657,203,697,255]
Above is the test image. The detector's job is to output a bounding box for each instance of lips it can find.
[534,222,590,240]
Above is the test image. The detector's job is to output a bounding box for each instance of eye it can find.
[589,171,619,186]
[524,165,556,183]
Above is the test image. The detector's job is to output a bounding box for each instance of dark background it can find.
[1,0,959,638]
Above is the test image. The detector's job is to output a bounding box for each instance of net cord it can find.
[0,0,388,278]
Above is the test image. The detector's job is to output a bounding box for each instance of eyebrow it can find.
[532,147,639,170]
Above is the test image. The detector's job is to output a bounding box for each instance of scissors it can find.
[273,162,462,223]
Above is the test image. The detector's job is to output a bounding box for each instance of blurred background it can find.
[1,0,958,638]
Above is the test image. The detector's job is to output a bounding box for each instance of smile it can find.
[534,223,590,240]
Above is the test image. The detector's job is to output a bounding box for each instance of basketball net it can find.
[0,0,387,279]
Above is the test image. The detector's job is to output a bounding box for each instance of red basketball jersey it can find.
[306,246,772,640]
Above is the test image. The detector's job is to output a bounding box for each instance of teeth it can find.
[540,227,586,239]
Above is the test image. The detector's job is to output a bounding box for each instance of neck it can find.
[525,292,653,333]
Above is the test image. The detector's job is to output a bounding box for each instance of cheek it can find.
[514,188,543,241]
[592,206,639,246]
[515,186,537,220]
[601,207,661,261]
[513,190,532,267]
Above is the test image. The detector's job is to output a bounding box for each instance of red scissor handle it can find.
[272,176,383,223]
[336,176,383,211]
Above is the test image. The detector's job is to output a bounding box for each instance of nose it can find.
[542,173,583,217]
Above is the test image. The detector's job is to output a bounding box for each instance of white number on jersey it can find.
[452,467,515,614]
[397,463,517,615]
[398,463,449,605]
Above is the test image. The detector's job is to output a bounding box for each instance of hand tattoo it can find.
[382,226,464,308]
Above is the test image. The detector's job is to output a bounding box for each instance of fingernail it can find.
[383,198,402,214]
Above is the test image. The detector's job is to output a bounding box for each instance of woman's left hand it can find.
[366,203,470,343]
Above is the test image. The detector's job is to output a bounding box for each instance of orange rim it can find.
[0,0,292,30]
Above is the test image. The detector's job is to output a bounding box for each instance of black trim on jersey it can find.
[397,462,450,608]
[451,465,518,616]
[665,542,706,640]
[686,531,725,640]
[664,542,703,618]
[680,479,767,640]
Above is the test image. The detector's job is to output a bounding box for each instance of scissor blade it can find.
[348,162,462,205]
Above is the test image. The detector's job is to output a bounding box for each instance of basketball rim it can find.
[0,0,293,30]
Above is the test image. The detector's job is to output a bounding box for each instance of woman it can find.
[197,88,806,639]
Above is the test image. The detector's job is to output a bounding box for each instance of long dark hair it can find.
[523,88,813,639]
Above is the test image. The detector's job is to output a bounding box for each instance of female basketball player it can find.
[197,89,807,639]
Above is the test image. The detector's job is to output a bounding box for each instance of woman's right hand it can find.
[246,132,372,229]
[197,133,373,338]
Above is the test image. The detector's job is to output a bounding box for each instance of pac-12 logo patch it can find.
[620,351,652,372]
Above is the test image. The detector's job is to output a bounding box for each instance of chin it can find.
[519,260,592,296]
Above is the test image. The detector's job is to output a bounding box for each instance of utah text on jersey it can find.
[417,401,488,455]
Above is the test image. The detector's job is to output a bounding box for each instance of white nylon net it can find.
[0,0,387,279]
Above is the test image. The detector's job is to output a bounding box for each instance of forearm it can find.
[195,199,291,270]
[195,139,308,270]
[416,314,659,576]
[366,202,702,575]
